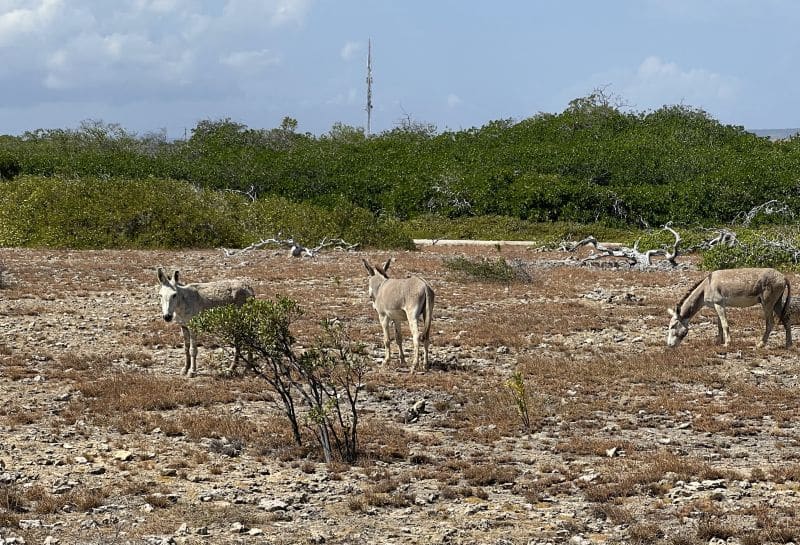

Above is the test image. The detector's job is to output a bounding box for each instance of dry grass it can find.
[4,248,800,542]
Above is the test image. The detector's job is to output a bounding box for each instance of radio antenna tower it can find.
[366,38,373,136]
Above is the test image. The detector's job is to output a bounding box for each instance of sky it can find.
[1,0,799,139]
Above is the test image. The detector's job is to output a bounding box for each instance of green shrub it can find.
[0,176,249,249]
[0,176,412,250]
[443,256,532,283]
[700,229,800,270]
[0,152,20,180]
[243,194,414,250]
[191,298,367,462]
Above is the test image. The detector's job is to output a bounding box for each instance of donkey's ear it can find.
[157,267,169,285]
[362,259,375,276]
[172,270,180,284]
[382,258,392,272]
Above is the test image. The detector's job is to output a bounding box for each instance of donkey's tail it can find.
[421,284,435,342]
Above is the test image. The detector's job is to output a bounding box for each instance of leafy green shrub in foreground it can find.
[191,298,367,463]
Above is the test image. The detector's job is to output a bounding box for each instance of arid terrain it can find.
[2,245,800,545]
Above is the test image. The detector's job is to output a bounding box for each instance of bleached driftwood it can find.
[222,236,359,258]
[733,200,793,227]
[560,224,682,270]
[694,228,738,250]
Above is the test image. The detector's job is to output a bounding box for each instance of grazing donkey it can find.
[157,267,255,377]
[363,258,435,372]
[667,267,791,349]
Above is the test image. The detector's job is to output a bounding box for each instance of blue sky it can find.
[1,0,798,138]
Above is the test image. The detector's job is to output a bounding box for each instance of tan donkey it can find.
[667,267,791,348]
[363,258,435,372]
[157,268,255,376]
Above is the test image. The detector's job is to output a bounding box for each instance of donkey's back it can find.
[157,268,255,376]
[364,259,435,372]
[375,277,432,317]
[185,280,255,317]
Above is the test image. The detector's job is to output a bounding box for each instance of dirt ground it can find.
[2,246,800,545]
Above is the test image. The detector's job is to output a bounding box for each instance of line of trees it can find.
[2,91,800,236]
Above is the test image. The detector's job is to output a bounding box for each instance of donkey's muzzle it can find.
[163,314,173,322]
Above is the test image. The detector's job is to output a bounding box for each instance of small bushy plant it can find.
[700,229,800,270]
[443,256,532,284]
[191,298,368,463]
[0,152,21,180]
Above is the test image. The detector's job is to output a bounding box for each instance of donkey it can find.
[363,258,435,372]
[157,267,255,377]
[666,267,791,349]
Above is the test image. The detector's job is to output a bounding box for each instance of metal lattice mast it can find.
[366,38,373,136]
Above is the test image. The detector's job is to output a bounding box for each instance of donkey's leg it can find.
[759,301,776,348]
[379,314,393,366]
[407,314,421,373]
[180,326,192,375]
[422,323,430,371]
[778,301,794,348]
[187,328,199,377]
[714,304,731,346]
[393,320,407,368]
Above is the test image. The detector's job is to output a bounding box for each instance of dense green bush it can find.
[0,176,413,250]
[4,94,800,231]
[700,229,800,270]
[244,195,415,251]
[0,151,20,180]
[0,176,247,248]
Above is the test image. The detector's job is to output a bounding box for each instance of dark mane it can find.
[676,274,710,308]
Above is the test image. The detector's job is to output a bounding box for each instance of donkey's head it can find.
[157,267,181,322]
[666,306,689,347]
[363,258,392,302]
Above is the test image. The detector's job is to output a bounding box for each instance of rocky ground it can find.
[1,246,800,545]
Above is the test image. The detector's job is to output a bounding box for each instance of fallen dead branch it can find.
[559,224,682,270]
[733,200,793,227]
[221,236,359,258]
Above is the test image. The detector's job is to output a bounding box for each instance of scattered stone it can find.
[112,450,133,462]
[259,498,289,512]
[230,522,248,534]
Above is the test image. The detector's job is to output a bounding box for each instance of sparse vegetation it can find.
[190,298,368,463]
[443,255,532,283]
[2,246,800,542]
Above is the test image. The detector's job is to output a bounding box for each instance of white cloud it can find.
[446,94,463,109]
[221,49,281,71]
[222,0,312,27]
[0,0,63,46]
[623,56,739,108]
[340,41,362,61]
[0,1,312,107]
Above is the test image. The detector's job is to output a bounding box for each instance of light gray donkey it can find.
[157,267,255,377]
[667,267,791,349]
[363,258,435,372]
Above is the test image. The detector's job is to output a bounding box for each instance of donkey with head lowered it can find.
[667,267,791,349]
[363,258,435,372]
[157,267,255,377]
